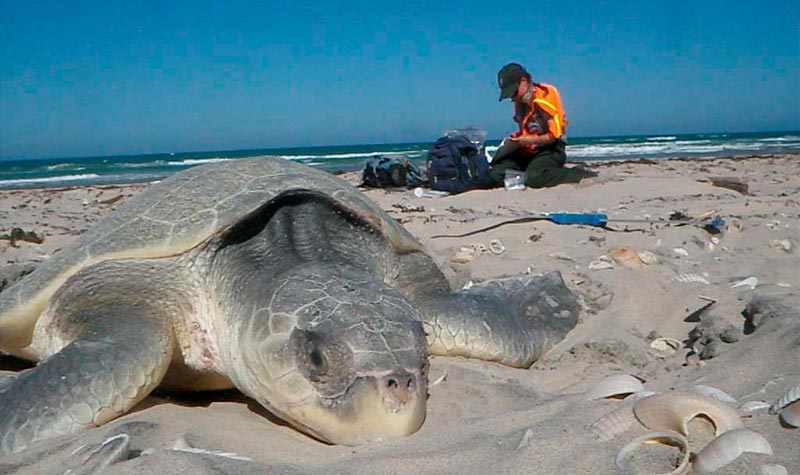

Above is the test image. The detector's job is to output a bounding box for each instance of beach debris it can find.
[637,250,658,265]
[737,400,772,414]
[67,433,131,474]
[614,431,690,475]
[674,273,710,285]
[461,280,474,290]
[0,227,44,247]
[588,255,615,270]
[450,247,476,264]
[770,238,792,253]
[488,239,505,255]
[547,251,574,261]
[704,176,749,195]
[516,427,535,450]
[590,390,657,441]
[413,187,449,198]
[609,246,645,269]
[97,194,125,206]
[760,464,788,475]
[689,385,737,405]
[730,276,758,290]
[692,428,772,474]
[770,383,800,427]
[726,219,743,233]
[585,374,644,400]
[430,371,448,387]
[633,391,743,436]
[672,248,689,257]
[649,337,682,355]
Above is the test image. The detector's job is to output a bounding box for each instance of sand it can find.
[1,154,798,474]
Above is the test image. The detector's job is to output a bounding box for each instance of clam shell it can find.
[637,250,658,265]
[609,246,645,269]
[633,391,743,436]
[585,374,644,400]
[690,385,737,405]
[778,400,800,427]
[692,428,773,474]
[769,383,800,414]
[674,273,710,285]
[590,391,657,441]
[614,431,690,475]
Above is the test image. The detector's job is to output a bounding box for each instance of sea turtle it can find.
[0,157,579,456]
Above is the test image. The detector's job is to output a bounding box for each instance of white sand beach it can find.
[1,154,798,474]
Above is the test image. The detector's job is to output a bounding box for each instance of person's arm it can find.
[510,127,556,147]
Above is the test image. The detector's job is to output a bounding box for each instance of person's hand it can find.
[510,135,537,146]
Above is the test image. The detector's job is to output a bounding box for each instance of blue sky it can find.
[1,0,798,159]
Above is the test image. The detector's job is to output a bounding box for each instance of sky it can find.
[1,0,798,159]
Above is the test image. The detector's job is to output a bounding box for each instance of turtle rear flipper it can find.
[419,272,580,368]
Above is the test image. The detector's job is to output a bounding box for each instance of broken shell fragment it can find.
[585,374,645,400]
[615,431,690,475]
[769,383,800,415]
[588,256,615,270]
[692,428,773,474]
[637,250,658,265]
[690,385,737,405]
[450,247,475,263]
[730,276,758,290]
[488,239,505,255]
[633,391,743,436]
[609,246,645,269]
[650,337,682,354]
[675,273,711,285]
[760,464,788,475]
[590,391,657,441]
[737,400,771,414]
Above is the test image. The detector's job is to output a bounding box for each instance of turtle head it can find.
[234,268,429,445]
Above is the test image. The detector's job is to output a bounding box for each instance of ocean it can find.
[0,131,798,190]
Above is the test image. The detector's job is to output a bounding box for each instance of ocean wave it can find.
[645,136,677,141]
[165,157,234,167]
[280,150,425,161]
[0,173,101,186]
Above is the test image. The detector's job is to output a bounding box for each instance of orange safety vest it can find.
[512,82,568,145]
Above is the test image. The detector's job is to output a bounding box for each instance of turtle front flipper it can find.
[0,261,178,456]
[408,270,580,368]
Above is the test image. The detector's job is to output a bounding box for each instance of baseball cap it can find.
[497,63,528,101]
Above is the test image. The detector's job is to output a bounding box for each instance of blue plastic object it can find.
[546,213,609,227]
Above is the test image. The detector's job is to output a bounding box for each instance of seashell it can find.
[450,247,475,263]
[674,273,710,285]
[692,428,773,474]
[737,400,771,414]
[778,400,800,427]
[633,391,743,436]
[547,251,574,261]
[730,276,758,290]
[770,239,792,252]
[588,256,614,270]
[469,243,488,253]
[690,385,737,405]
[760,464,788,475]
[585,374,645,400]
[516,427,534,450]
[637,250,658,265]
[650,337,682,354]
[591,391,656,441]
[710,236,720,245]
[769,383,800,414]
[609,246,645,269]
[673,248,689,257]
[615,431,690,475]
[488,239,505,255]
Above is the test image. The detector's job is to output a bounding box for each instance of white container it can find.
[504,170,525,191]
[413,187,449,198]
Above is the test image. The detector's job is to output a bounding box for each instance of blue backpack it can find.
[426,135,493,194]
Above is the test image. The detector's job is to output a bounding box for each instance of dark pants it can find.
[489,141,584,188]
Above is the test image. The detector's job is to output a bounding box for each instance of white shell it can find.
[488,239,505,255]
[760,464,788,475]
[690,385,737,404]
[692,428,773,474]
[637,250,658,264]
[615,431,690,475]
[633,391,743,436]
[730,276,758,290]
[737,400,772,414]
[673,248,690,257]
[588,256,615,270]
[650,337,682,354]
[585,374,644,400]
[778,400,800,427]
[590,391,657,441]
[450,247,475,263]
[674,273,710,285]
